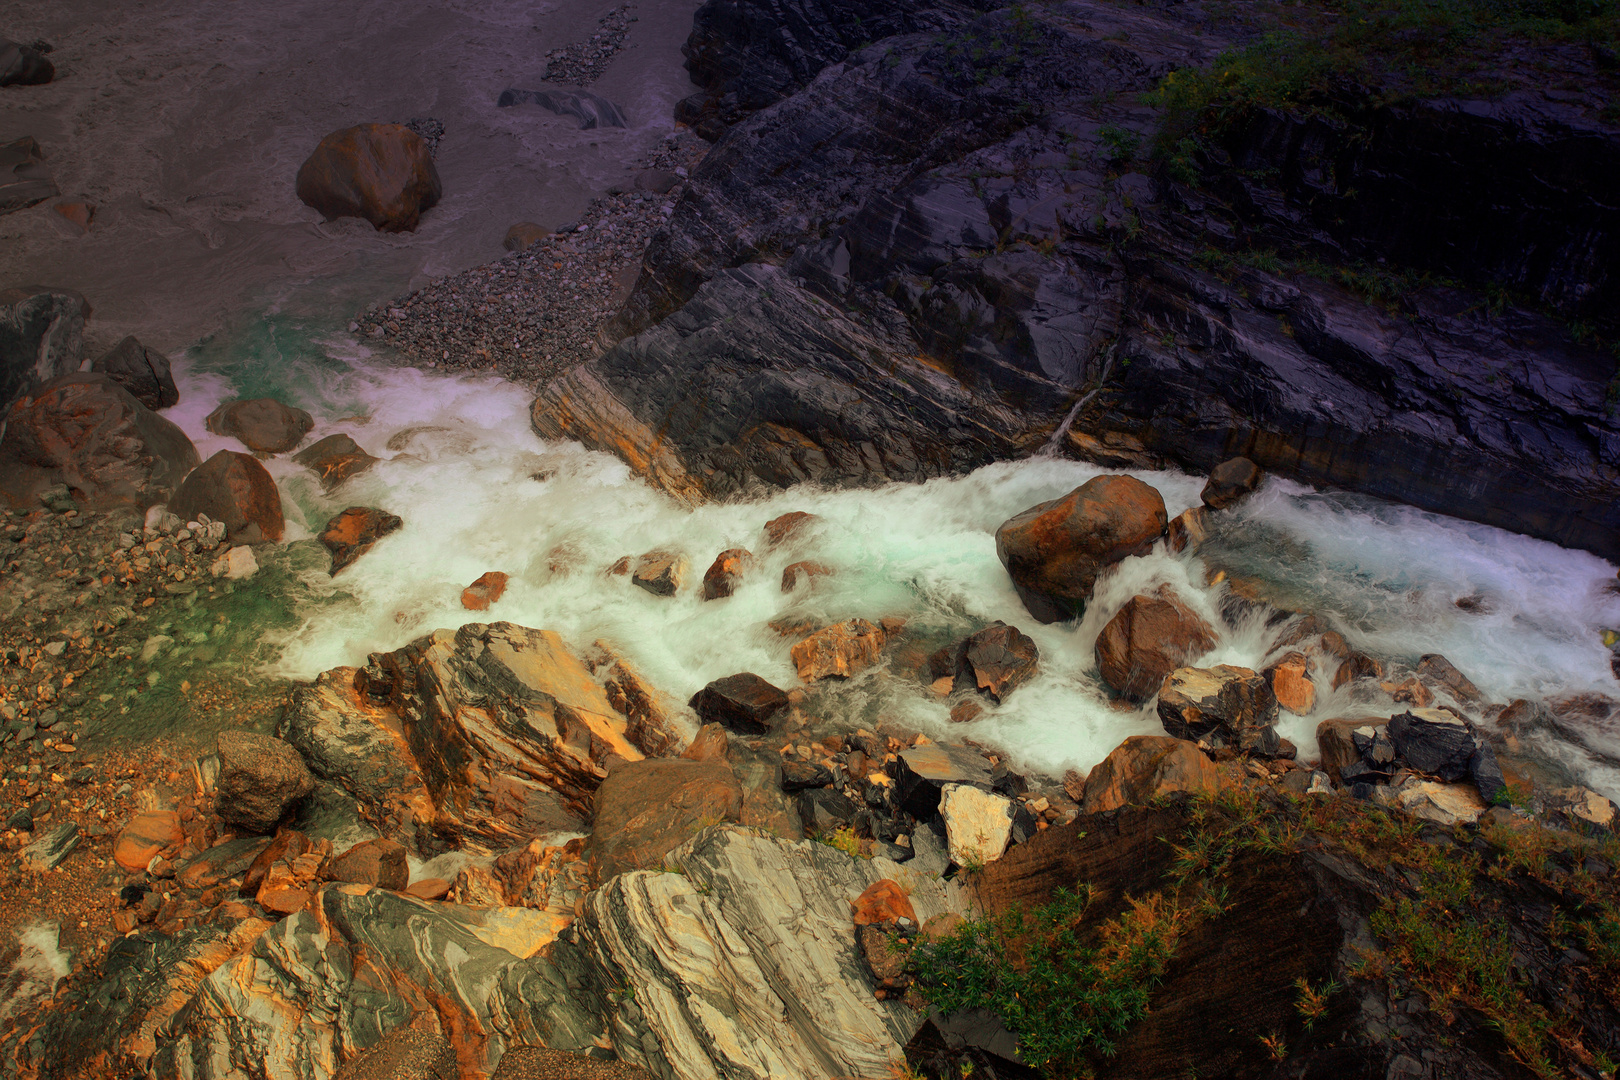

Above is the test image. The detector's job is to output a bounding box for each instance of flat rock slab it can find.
[688,672,789,734]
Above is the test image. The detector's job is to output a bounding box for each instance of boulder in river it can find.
[295,123,442,232]
[461,570,509,610]
[893,741,993,819]
[688,672,789,734]
[170,449,285,543]
[0,38,52,85]
[631,549,686,596]
[91,336,178,410]
[0,372,199,512]
[701,546,753,599]
[292,433,376,488]
[790,617,885,681]
[1265,651,1316,715]
[1157,665,1280,756]
[215,731,316,835]
[0,136,57,215]
[1094,587,1217,703]
[205,397,314,454]
[317,506,402,575]
[929,622,1041,704]
[1,285,87,412]
[1200,457,1263,510]
[995,475,1168,623]
[1081,735,1222,813]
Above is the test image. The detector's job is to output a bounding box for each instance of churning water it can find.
[163,312,1620,800]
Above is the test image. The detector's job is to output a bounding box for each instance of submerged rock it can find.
[631,550,686,596]
[1094,588,1217,703]
[1200,457,1262,510]
[171,449,284,544]
[91,336,179,410]
[701,546,753,599]
[294,434,377,489]
[114,810,184,873]
[995,476,1168,623]
[296,123,442,232]
[461,570,509,610]
[503,221,549,252]
[20,821,77,872]
[790,618,885,681]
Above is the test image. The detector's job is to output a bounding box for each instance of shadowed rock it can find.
[497,87,628,129]
[1157,665,1280,756]
[296,124,442,232]
[293,433,377,488]
[215,731,316,835]
[0,285,85,412]
[690,672,790,734]
[701,547,753,599]
[171,449,284,544]
[0,39,53,86]
[205,397,314,455]
[1200,457,1262,510]
[0,137,57,215]
[91,336,178,410]
[1094,588,1217,703]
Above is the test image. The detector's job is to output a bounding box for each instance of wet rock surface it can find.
[317,507,402,575]
[0,285,85,414]
[1158,665,1280,756]
[204,397,314,455]
[688,672,789,734]
[1094,588,1217,703]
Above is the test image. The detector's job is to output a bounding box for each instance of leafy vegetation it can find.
[906,885,1182,1074]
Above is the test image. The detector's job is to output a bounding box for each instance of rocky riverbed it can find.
[1,0,1619,1076]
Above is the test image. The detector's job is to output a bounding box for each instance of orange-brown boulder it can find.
[170,449,285,544]
[1081,735,1220,813]
[258,887,312,917]
[329,837,409,891]
[1200,457,1263,509]
[461,571,509,610]
[584,758,743,883]
[293,433,376,489]
[790,618,885,681]
[994,475,1167,623]
[1266,652,1316,715]
[404,878,451,901]
[318,506,402,575]
[295,123,442,232]
[852,879,916,926]
[113,810,183,872]
[1166,507,1209,554]
[51,200,93,232]
[1094,587,1217,703]
[763,511,817,546]
[1316,718,1387,785]
[781,560,833,593]
[504,221,549,251]
[0,373,199,512]
[1332,651,1385,689]
[702,547,753,600]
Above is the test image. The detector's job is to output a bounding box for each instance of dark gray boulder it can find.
[91,335,179,410]
[1386,708,1477,783]
[0,285,85,413]
[215,731,316,834]
[0,39,52,86]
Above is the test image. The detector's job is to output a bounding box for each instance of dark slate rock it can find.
[1387,708,1477,782]
[905,1009,1042,1080]
[21,821,77,871]
[688,673,790,734]
[1200,457,1262,509]
[0,284,84,413]
[91,336,179,410]
[1470,741,1507,806]
[893,742,993,820]
[0,39,53,86]
[0,136,57,216]
[780,759,834,792]
[796,786,860,834]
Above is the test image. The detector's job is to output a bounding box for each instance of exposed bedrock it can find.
[532,0,1620,559]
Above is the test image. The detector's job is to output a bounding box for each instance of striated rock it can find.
[1094,588,1217,703]
[205,397,314,455]
[790,618,885,681]
[21,821,77,872]
[0,39,53,86]
[1200,457,1263,509]
[1157,665,1279,756]
[0,373,199,513]
[216,731,316,835]
[280,624,651,851]
[556,827,969,1080]
[1542,786,1617,833]
[584,758,744,882]
[294,434,377,489]
[689,672,789,735]
[893,742,992,819]
[1386,707,1475,781]
[176,836,272,890]
[504,222,550,252]
[114,810,184,873]
[1166,506,1209,554]
[1266,651,1316,715]
[318,507,403,575]
[296,124,442,232]
[0,137,57,215]
[330,838,409,891]
[171,449,285,544]
[0,285,85,412]
[600,655,684,758]
[701,547,753,599]
[497,87,628,129]
[995,475,1167,623]
[631,550,686,596]
[780,559,833,592]
[461,570,509,610]
[939,784,1013,867]
[1080,735,1220,814]
[90,336,178,410]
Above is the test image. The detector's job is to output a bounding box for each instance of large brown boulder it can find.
[295,123,443,233]
[1,285,87,411]
[0,373,199,511]
[994,475,1167,623]
[90,336,178,410]
[702,547,753,599]
[1081,736,1220,813]
[170,449,285,543]
[1094,587,1217,703]
[1157,665,1279,755]
[215,731,316,835]
[317,506,402,575]
[205,397,314,454]
[584,758,743,883]
[1200,457,1262,509]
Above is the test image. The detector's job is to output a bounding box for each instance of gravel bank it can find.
[352,131,707,386]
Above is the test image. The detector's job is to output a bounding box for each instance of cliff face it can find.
[532,0,1620,559]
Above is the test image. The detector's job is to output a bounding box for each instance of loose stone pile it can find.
[352,135,705,384]
[542,4,635,85]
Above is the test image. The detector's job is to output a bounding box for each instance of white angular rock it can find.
[211,544,258,579]
[1544,786,1617,831]
[938,783,1014,867]
[1394,778,1486,826]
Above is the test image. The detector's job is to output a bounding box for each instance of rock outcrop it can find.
[295,124,442,232]
[0,137,57,215]
[0,39,52,86]
[277,623,677,853]
[0,373,199,512]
